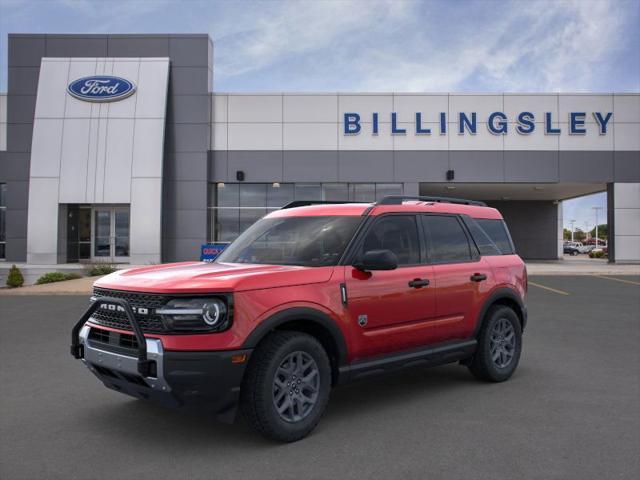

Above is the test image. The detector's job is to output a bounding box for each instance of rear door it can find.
[421,214,494,340]
[344,214,436,359]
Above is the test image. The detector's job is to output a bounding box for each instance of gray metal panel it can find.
[169,67,210,95]
[163,180,208,210]
[6,209,28,239]
[559,151,614,182]
[449,151,504,182]
[167,95,210,124]
[45,35,108,57]
[504,151,559,182]
[283,151,338,182]
[169,36,211,67]
[614,151,640,182]
[6,124,33,153]
[6,95,36,124]
[5,236,26,262]
[165,124,209,153]
[7,67,40,95]
[487,200,559,260]
[5,180,29,209]
[228,151,284,182]
[209,151,228,182]
[8,35,45,67]
[165,152,209,181]
[394,151,449,182]
[163,209,208,239]
[107,35,170,57]
[162,237,203,262]
[0,153,30,181]
[338,151,394,182]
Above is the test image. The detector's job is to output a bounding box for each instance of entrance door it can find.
[92,206,130,263]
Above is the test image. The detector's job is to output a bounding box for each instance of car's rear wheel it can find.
[240,331,331,442]
[468,305,522,382]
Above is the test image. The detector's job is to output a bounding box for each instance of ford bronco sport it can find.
[71,196,527,442]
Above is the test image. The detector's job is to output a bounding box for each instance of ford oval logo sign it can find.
[67,76,136,102]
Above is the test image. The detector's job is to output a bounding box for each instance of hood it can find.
[94,261,335,294]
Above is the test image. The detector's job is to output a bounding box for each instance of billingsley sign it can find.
[343,111,613,135]
[68,76,136,102]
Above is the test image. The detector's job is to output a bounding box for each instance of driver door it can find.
[344,214,436,359]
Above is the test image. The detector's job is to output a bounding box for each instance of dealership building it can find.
[0,33,638,269]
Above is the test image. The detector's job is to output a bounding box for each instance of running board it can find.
[337,339,477,384]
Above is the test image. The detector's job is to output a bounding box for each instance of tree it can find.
[6,264,24,288]
[589,224,607,239]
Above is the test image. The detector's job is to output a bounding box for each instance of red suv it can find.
[71,196,527,442]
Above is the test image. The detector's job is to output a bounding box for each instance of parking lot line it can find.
[528,281,571,296]
[592,275,640,286]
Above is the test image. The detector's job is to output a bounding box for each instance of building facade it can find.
[0,33,638,265]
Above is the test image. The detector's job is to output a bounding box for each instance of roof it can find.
[267,201,503,220]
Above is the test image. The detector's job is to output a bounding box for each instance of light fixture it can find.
[502,196,511,201]
[445,186,456,190]
[272,182,281,188]
[217,182,225,188]
[533,186,545,191]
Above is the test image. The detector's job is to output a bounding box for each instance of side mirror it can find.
[353,249,398,271]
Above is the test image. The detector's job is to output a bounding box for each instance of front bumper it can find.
[72,296,251,423]
[78,326,251,422]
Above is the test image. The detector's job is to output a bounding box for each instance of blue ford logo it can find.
[67,76,136,102]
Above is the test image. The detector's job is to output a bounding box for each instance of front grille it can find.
[90,288,168,333]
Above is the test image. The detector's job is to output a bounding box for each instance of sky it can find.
[0,0,638,227]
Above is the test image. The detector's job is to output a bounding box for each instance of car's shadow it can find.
[79,363,526,447]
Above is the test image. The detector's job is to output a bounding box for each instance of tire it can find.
[468,305,522,382]
[572,250,579,256]
[240,331,331,442]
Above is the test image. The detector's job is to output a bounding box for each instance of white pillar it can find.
[557,201,564,259]
[612,183,640,263]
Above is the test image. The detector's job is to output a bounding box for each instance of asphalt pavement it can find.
[1,275,639,480]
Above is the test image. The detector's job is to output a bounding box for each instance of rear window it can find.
[476,219,515,255]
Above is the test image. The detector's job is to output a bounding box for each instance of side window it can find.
[476,219,515,254]
[462,217,501,256]
[423,215,472,263]
[360,215,420,265]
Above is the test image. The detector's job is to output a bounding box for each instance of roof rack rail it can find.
[281,200,364,210]
[376,195,487,207]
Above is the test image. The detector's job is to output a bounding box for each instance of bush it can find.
[36,272,82,285]
[6,265,24,288]
[589,250,606,259]
[87,264,118,276]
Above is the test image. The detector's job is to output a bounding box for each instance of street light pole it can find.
[592,206,603,248]
[570,219,576,242]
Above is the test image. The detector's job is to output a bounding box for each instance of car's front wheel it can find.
[468,305,522,382]
[240,331,331,442]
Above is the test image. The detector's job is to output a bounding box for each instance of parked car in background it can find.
[564,242,582,256]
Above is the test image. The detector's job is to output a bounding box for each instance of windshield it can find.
[216,216,362,267]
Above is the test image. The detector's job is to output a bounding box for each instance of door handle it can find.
[408,278,430,288]
[470,273,487,282]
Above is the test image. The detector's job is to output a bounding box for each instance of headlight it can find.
[156,298,229,332]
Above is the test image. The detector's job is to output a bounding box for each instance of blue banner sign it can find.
[201,243,229,262]
[68,76,136,102]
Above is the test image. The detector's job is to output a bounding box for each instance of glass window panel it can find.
[115,210,129,237]
[0,183,6,207]
[323,184,348,201]
[78,208,91,242]
[79,243,91,260]
[295,184,322,201]
[216,183,239,207]
[215,208,240,242]
[239,207,266,234]
[0,209,5,242]
[349,184,375,202]
[424,215,472,263]
[360,215,420,265]
[375,183,403,201]
[267,183,294,209]
[240,184,267,207]
[115,237,130,257]
[476,219,515,254]
[0,243,5,259]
